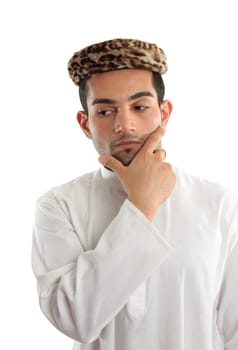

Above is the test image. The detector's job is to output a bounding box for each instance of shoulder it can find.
[173,166,238,228]
[36,169,100,207]
[175,166,238,202]
[174,167,238,246]
[34,170,101,227]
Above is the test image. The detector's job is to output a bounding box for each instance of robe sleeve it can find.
[216,192,238,350]
[32,191,172,344]
[217,242,238,349]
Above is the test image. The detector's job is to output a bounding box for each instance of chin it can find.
[120,158,134,166]
[113,150,138,166]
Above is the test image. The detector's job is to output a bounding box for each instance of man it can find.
[32,38,238,350]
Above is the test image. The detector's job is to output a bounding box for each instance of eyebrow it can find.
[129,91,154,101]
[91,91,154,106]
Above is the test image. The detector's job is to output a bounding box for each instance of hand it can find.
[99,126,176,221]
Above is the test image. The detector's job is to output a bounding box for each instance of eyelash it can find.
[134,105,149,111]
[96,105,149,117]
[97,109,115,117]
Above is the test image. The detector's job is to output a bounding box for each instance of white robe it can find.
[32,166,238,349]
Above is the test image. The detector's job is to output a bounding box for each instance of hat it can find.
[68,38,168,86]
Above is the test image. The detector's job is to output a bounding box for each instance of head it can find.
[78,71,165,116]
[68,38,172,166]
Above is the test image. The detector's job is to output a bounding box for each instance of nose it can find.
[114,109,136,134]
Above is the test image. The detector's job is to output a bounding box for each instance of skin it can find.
[77,69,176,221]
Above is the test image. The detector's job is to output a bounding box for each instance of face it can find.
[77,69,172,166]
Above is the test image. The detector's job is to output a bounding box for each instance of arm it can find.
[99,126,176,222]
[216,192,238,349]
[32,191,172,344]
[217,240,238,349]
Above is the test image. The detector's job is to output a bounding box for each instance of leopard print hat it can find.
[68,38,168,86]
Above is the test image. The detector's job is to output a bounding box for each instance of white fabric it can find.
[32,167,238,350]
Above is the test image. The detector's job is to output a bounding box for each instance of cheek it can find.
[89,121,111,140]
[142,114,162,133]
[152,118,162,128]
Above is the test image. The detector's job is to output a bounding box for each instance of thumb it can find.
[98,155,125,174]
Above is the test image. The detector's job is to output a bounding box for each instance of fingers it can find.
[98,155,125,174]
[154,148,166,160]
[152,148,167,163]
[143,126,166,154]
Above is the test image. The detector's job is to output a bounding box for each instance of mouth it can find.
[112,140,143,164]
[111,137,145,165]
[113,140,142,149]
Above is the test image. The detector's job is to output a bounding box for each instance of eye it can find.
[96,108,115,117]
[134,105,149,111]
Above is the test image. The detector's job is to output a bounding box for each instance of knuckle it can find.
[164,162,172,170]
[105,158,117,171]
[163,162,174,173]
[154,149,165,161]
[105,158,113,167]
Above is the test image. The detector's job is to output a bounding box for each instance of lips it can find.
[114,140,141,148]
[111,139,144,165]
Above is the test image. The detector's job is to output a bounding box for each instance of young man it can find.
[32,38,238,350]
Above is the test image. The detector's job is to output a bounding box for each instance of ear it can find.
[160,100,173,127]
[77,111,91,139]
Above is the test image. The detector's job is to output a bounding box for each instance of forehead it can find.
[86,69,155,101]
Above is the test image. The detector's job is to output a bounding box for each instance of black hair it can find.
[79,78,89,115]
[78,71,165,115]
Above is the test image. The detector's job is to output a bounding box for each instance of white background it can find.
[0,0,238,348]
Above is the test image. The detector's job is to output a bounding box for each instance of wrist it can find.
[128,197,157,222]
